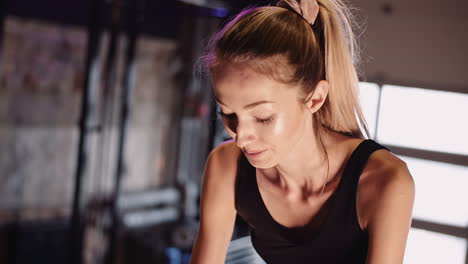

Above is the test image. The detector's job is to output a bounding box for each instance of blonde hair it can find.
[201,0,369,193]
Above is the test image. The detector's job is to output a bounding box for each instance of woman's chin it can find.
[248,156,277,169]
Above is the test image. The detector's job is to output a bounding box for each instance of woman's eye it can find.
[217,110,274,125]
[256,117,274,124]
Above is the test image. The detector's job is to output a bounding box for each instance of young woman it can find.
[190,0,415,263]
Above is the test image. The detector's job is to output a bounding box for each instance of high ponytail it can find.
[315,0,369,138]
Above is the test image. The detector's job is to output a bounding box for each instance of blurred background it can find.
[0,0,466,263]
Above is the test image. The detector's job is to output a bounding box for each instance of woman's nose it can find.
[234,121,256,149]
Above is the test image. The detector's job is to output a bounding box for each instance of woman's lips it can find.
[245,149,266,157]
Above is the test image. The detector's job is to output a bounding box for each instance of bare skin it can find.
[190,64,415,264]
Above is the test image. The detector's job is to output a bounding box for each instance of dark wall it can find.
[6,0,180,39]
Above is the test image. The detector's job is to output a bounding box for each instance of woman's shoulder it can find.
[364,141,410,184]
[199,140,242,214]
[206,139,242,178]
[211,139,240,155]
[357,139,415,229]
[342,138,408,179]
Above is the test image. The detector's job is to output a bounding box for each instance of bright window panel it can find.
[358,82,380,139]
[378,85,468,155]
[404,228,466,264]
[399,155,468,227]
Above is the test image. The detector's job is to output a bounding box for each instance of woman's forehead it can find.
[214,64,282,92]
[214,74,278,105]
[214,82,302,112]
[212,63,304,108]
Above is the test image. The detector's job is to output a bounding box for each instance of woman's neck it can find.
[258,127,353,199]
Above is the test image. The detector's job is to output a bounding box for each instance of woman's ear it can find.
[304,80,329,113]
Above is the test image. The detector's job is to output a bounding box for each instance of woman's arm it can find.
[190,142,239,264]
[365,161,415,264]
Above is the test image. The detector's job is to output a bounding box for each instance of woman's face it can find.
[213,64,312,169]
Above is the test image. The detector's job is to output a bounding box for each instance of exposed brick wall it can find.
[0,16,181,220]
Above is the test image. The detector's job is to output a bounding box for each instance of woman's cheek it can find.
[270,117,288,138]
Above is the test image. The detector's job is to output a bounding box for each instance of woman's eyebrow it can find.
[215,96,275,110]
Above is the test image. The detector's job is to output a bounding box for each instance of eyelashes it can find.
[217,111,274,125]
[257,117,274,124]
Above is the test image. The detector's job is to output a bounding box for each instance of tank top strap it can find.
[235,152,262,217]
[235,152,248,212]
[329,139,391,226]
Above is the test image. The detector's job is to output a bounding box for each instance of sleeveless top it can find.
[235,139,390,264]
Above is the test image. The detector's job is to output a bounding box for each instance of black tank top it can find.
[235,139,390,264]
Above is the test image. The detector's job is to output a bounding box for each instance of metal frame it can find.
[105,0,145,262]
[0,0,6,71]
[69,0,106,263]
